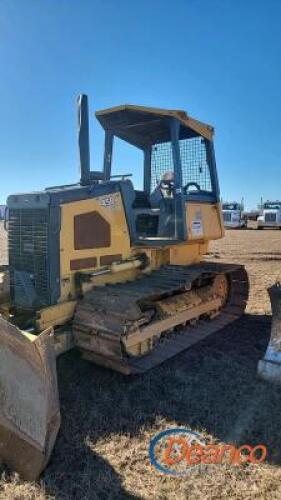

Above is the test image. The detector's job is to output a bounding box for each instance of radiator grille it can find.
[8,208,50,307]
[265,213,277,223]
[223,212,232,222]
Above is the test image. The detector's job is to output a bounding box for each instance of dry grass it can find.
[1,225,281,499]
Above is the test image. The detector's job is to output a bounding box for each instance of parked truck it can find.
[222,201,246,229]
[0,205,6,220]
[257,201,281,229]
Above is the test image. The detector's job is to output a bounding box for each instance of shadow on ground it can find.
[2,313,281,498]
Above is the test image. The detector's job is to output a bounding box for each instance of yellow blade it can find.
[0,317,60,480]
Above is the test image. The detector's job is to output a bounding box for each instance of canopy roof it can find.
[95,104,214,149]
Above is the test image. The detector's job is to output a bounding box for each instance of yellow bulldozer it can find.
[0,95,249,479]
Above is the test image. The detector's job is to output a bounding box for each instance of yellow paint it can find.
[56,194,223,307]
[36,301,77,330]
[59,192,131,301]
[169,242,203,265]
[138,248,170,270]
[96,104,214,140]
[80,268,141,295]
[186,202,224,241]
[22,331,37,341]
[167,202,222,265]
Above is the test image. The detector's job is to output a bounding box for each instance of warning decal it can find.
[191,210,203,236]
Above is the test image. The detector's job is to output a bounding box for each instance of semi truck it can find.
[222,201,246,229]
[257,201,281,229]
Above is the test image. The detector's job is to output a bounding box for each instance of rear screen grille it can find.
[265,213,276,223]
[8,208,50,307]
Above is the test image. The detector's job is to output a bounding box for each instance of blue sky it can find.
[0,0,281,209]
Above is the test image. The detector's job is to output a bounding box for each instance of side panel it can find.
[169,242,208,266]
[59,192,131,302]
[186,202,224,241]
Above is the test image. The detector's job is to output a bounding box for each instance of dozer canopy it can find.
[95,104,214,148]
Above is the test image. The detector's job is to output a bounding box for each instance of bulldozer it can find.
[0,95,249,480]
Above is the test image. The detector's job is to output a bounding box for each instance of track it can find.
[73,262,249,374]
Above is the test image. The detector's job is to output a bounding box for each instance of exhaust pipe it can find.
[77,94,91,185]
[258,283,281,384]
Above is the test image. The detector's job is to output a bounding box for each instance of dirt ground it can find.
[208,225,281,314]
[1,225,281,499]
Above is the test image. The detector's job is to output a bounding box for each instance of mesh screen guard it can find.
[151,137,212,193]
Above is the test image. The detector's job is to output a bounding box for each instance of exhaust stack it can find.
[77,94,91,185]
